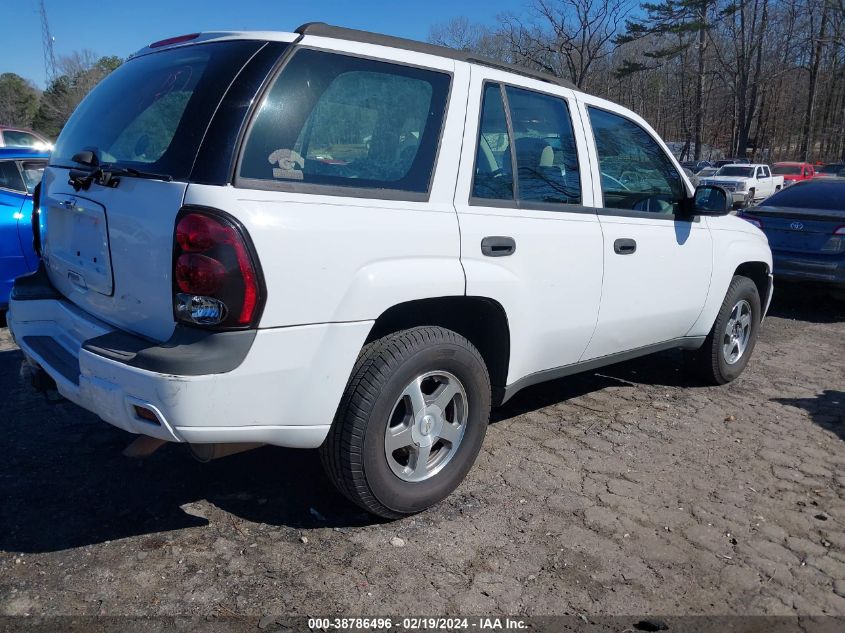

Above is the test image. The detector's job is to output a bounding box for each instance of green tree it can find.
[0,73,40,128]
[32,52,122,138]
[616,0,717,160]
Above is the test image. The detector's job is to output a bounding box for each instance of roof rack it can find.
[295,22,577,91]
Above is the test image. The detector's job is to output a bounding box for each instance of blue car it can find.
[739,179,845,296]
[0,148,48,308]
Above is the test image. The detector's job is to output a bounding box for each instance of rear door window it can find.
[472,83,514,201]
[51,40,264,181]
[238,49,451,197]
[0,161,25,192]
[505,86,581,205]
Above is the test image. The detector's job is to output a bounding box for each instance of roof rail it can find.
[295,22,577,91]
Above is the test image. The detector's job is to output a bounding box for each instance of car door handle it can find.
[481,236,516,257]
[613,238,637,255]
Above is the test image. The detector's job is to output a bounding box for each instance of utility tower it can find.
[39,0,57,85]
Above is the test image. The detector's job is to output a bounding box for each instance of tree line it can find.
[0,51,121,140]
[429,0,845,162]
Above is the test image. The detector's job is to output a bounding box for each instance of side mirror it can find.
[689,184,731,216]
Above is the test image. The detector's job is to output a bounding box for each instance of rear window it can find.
[238,49,451,197]
[772,164,801,175]
[717,166,754,177]
[51,40,264,181]
[761,181,845,211]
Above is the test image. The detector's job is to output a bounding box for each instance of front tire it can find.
[320,327,491,519]
[688,275,761,385]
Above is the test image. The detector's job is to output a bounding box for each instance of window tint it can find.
[2,131,39,147]
[772,165,801,175]
[239,49,450,195]
[0,161,25,192]
[52,41,263,180]
[588,107,683,214]
[505,86,581,205]
[472,84,513,200]
[761,181,845,211]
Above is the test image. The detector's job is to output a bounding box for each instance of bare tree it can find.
[497,0,634,88]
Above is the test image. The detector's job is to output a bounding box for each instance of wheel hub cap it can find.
[420,414,435,435]
[722,299,752,365]
[384,371,468,483]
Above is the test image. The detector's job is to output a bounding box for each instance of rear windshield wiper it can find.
[68,149,173,191]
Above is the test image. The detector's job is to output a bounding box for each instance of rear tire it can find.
[320,326,491,519]
[687,275,761,385]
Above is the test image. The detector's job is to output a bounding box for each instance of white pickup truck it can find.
[699,164,784,208]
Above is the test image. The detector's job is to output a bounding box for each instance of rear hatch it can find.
[41,39,265,342]
[752,182,845,256]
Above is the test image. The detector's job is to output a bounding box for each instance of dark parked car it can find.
[739,179,845,298]
[814,162,845,179]
[714,158,751,168]
[681,160,712,173]
[0,148,47,308]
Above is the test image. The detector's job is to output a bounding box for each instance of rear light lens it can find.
[739,214,763,229]
[834,226,845,236]
[173,209,264,329]
[175,254,226,295]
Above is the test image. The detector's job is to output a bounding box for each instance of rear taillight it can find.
[173,209,264,329]
[834,226,845,236]
[739,214,763,229]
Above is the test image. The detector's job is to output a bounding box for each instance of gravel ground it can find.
[0,285,843,618]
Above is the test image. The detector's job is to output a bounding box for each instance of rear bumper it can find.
[772,252,845,288]
[8,270,371,448]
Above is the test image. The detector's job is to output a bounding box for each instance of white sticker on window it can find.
[268,149,304,180]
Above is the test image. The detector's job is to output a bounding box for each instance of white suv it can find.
[8,24,773,518]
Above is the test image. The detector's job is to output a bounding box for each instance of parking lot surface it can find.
[1,286,843,617]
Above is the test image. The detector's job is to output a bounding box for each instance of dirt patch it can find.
[1,285,843,616]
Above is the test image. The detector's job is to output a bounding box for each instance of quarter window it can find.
[239,49,451,195]
[505,86,581,205]
[588,107,684,214]
[20,160,47,194]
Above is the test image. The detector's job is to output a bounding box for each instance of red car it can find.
[772,161,815,185]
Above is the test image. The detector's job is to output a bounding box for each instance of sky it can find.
[6,0,529,88]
